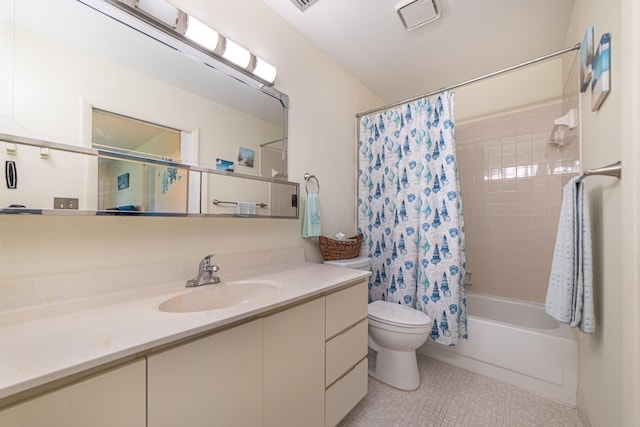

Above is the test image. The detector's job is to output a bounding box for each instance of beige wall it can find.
[620,1,640,420]
[0,0,382,281]
[565,0,640,425]
[456,58,564,122]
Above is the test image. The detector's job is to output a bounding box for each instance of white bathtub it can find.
[418,293,577,404]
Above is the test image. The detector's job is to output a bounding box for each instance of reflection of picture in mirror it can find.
[238,147,255,168]
[117,173,130,190]
[159,167,182,195]
[216,158,235,171]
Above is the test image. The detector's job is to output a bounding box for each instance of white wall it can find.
[0,0,13,123]
[565,0,640,425]
[456,58,564,123]
[0,0,382,281]
[0,145,95,209]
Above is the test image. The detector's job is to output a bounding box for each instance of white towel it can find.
[545,176,595,333]
[302,193,321,238]
[236,202,256,216]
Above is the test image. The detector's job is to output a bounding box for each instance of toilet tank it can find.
[323,256,371,271]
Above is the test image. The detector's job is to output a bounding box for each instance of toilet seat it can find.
[368,300,431,328]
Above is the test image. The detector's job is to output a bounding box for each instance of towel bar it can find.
[212,199,267,208]
[576,161,621,183]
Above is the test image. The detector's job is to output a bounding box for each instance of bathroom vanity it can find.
[0,249,369,427]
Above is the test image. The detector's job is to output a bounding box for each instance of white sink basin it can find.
[159,281,279,313]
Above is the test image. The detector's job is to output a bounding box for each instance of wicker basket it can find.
[319,234,363,261]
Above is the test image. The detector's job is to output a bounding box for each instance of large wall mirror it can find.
[0,0,298,218]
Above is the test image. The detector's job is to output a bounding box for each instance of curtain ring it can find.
[304,173,320,194]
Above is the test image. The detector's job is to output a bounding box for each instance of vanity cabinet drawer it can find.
[325,358,368,427]
[325,280,368,339]
[326,319,368,386]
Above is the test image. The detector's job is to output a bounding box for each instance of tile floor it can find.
[339,354,583,427]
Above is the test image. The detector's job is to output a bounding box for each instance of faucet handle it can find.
[198,254,215,272]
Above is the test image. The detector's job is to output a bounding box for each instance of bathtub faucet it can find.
[186,254,221,287]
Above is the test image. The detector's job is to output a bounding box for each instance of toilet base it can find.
[368,346,421,391]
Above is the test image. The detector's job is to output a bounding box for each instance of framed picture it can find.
[579,26,594,92]
[117,172,129,190]
[591,33,611,112]
[237,147,255,168]
[215,158,234,172]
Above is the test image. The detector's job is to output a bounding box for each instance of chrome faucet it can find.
[186,254,221,287]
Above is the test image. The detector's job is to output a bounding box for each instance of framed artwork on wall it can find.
[591,32,611,112]
[579,26,594,92]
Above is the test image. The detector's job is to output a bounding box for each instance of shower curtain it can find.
[357,91,467,346]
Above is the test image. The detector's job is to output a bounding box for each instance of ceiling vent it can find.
[397,0,440,31]
[290,0,320,12]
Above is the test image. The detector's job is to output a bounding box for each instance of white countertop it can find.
[0,249,370,401]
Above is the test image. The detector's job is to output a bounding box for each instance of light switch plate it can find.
[54,197,79,210]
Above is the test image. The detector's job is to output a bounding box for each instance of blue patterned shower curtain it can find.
[357,92,467,346]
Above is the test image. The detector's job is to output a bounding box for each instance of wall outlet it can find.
[54,197,79,210]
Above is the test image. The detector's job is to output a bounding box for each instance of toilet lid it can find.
[368,300,431,327]
[324,256,370,269]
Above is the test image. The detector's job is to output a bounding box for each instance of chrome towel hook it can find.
[304,173,320,194]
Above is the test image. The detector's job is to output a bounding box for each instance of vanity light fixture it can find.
[111,0,277,85]
[251,56,278,84]
[135,0,182,28]
[184,15,219,52]
[221,38,251,68]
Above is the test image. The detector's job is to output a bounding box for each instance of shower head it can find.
[549,108,577,146]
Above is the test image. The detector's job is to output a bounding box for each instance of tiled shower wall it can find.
[456,102,579,303]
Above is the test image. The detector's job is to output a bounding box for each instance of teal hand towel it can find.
[302,193,321,238]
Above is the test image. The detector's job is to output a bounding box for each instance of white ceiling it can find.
[262,0,576,104]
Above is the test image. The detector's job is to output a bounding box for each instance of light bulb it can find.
[137,0,179,28]
[222,38,251,68]
[252,56,277,84]
[184,15,219,51]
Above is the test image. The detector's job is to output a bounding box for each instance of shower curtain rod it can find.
[260,138,284,147]
[356,43,581,118]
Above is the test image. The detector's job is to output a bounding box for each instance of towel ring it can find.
[304,173,320,194]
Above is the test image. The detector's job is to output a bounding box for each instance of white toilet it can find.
[324,256,431,391]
